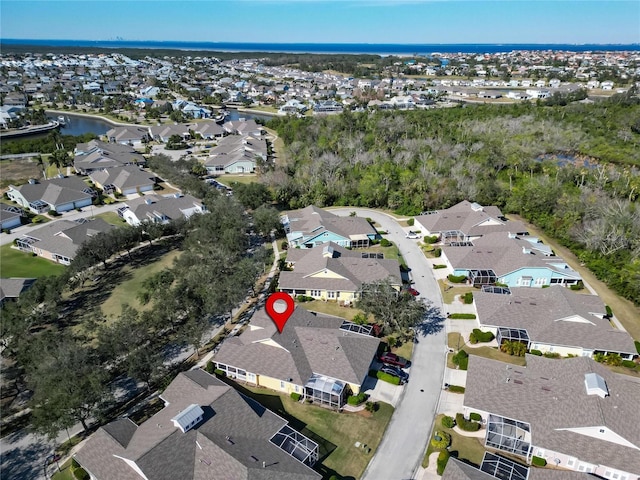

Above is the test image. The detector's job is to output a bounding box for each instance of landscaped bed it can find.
[422,414,486,469]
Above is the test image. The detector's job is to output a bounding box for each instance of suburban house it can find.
[73,140,146,174]
[147,123,190,143]
[74,369,321,480]
[15,218,112,265]
[463,355,640,477]
[118,193,207,226]
[89,166,156,196]
[282,206,378,249]
[214,306,380,408]
[0,278,35,305]
[193,120,225,140]
[278,242,402,304]
[442,455,592,480]
[203,134,267,175]
[6,177,97,214]
[105,126,149,146]
[222,119,264,137]
[473,286,637,360]
[0,206,23,230]
[413,201,529,243]
[440,231,581,288]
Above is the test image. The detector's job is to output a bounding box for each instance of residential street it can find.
[331,208,446,480]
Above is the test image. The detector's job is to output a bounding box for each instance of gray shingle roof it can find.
[90,165,155,191]
[285,206,376,243]
[74,140,145,172]
[75,370,321,480]
[10,176,93,208]
[124,193,205,223]
[214,306,379,388]
[464,355,640,473]
[0,277,35,302]
[475,286,636,354]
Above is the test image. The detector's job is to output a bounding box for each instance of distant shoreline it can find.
[2,39,639,56]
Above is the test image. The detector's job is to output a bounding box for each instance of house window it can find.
[535,277,546,286]
[311,290,321,298]
[280,381,285,390]
[295,385,299,393]
[568,459,575,466]
[328,291,336,299]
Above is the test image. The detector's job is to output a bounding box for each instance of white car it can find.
[406,231,421,239]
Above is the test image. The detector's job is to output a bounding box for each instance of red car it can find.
[378,352,409,368]
[405,287,419,296]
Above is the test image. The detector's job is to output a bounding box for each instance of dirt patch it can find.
[0,158,43,191]
[508,214,640,340]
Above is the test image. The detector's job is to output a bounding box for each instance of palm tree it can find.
[48,149,70,175]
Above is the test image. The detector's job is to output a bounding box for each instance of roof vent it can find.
[585,373,609,398]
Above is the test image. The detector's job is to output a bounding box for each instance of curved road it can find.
[331,208,446,480]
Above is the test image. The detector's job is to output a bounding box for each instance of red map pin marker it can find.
[265,292,295,333]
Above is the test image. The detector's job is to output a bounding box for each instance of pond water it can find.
[536,153,599,169]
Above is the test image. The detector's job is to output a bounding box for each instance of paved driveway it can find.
[331,208,446,480]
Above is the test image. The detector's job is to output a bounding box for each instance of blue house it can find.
[443,231,581,288]
[282,205,377,249]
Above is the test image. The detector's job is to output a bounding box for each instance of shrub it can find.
[622,360,637,369]
[296,295,313,302]
[347,392,368,405]
[407,218,415,226]
[542,351,560,359]
[531,456,547,467]
[48,209,61,216]
[430,430,451,449]
[456,413,481,431]
[452,349,469,370]
[447,385,465,393]
[529,349,543,356]
[462,292,474,304]
[290,392,302,402]
[281,240,288,250]
[380,238,391,247]
[448,274,467,283]
[433,264,447,269]
[448,313,476,319]
[636,341,640,355]
[434,247,442,257]
[501,340,527,356]
[213,368,226,377]
[205,361,214,374]
[436,450,450,476]
[471,328,494,343]
[423,235,439,244]
[569,281,584,291]
[442,415,455,428]
[71,459,80,469]
[365,401,379,412]
[469,331,478,344]
[469,412,482,422]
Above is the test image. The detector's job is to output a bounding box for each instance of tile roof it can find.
[464,355,640,473]
[475,286,636,354]
[75,369,320,480]
[214,306,379,388]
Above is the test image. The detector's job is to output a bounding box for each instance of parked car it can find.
[406,231,421,239]
[378,352,409,368]
[380,365,409,384]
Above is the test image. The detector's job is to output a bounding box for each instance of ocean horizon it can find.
[2,39,639,55]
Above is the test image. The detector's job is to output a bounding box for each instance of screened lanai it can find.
[270,424,319,466]
[497,328,530,348]
[442,230,467,244]
[469,269,497,286]
[486,414,531,457]
[304,374,347,408]
[480,452,529,480]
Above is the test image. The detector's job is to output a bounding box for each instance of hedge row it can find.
[469,412,482,422]
[442,415,455,428]
[456,413,481,432]
[447,385,465,393]
[436,450,450,475]
[290,392,302,401]
[423,235,439,244]
[449,313,476,319]
[369,369,401,385]
[530,349,543,356]
[532,456,547,467]
[448,274,467,283]
[433,264,447,269]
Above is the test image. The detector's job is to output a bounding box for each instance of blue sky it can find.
[1,1,639,44]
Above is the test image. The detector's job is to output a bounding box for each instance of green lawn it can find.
[359,243,402,263]
[438,279,477,304]
[422,414,486,468]
[219,174,259,185]
[0,244,66,278]
[101,250,180,318]
[51,460,75,480]
[232,383,394,479]
[298,300,363,321]
[94,211,126,226]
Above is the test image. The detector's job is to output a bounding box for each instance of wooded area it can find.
[265,92,640,304]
